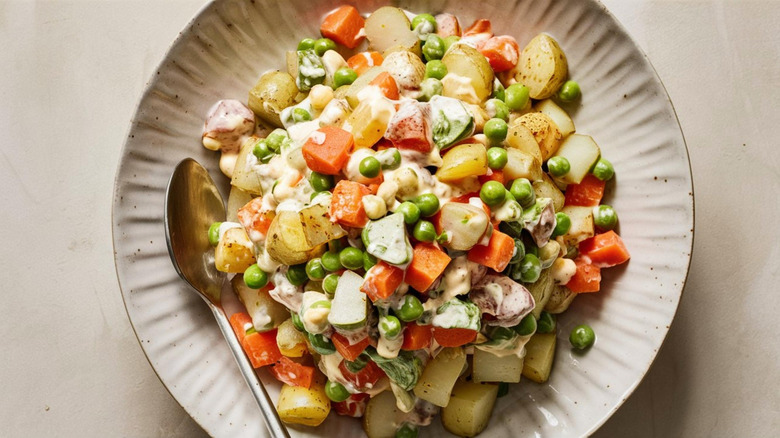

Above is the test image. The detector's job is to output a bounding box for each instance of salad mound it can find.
[201,5,630,437]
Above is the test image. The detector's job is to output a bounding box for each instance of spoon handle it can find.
[207,301,291,438]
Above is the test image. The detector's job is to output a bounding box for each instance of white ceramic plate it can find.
[112,0,693,436]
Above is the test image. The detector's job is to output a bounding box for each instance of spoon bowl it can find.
[164,158,290,438]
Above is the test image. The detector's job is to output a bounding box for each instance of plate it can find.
[112,0,693,436]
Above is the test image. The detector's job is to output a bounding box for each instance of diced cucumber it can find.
[328,271,368,330]
[429,95,474,150]
[552,134,601,184]
[362,213,413,266]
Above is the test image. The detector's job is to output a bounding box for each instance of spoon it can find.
[164,158,290,438]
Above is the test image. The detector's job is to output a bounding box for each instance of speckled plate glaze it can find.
[112,0,693,436]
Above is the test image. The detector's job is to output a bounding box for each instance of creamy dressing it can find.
[318,352,390,396]
[440,73,480,105]
[269,266,303,312]
[217,222,242,241]
[202,99,256,177]
[475,333,533,358]
[377,333,403,359]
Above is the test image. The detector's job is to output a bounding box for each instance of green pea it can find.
[305,258,326,281]
[413,220,437,242]
[505,83,530,111]
[334,67,358,88]
[339,247,364,270]
[509,238,526,264]
[322,273,339,298]
[314,38,336,56]
[309,171,333,192]
[379,315,402,339]
[308,333,336,355]
[396,201,422,225]
[558,80,581,102]
[552,212,571,237]
[297,38,316,51]
[292,108,311,123]
[480,180,506,206]
[363,252,378,271]
[343,355,367,373]
[325,380,350,402]
[514,314,537,336]
[519,253,542,283]
[291,312,305,331]
[593,205,618,231]
[286,264,308,286]
[395,423,418,438]
[547,156,570,177]
[208,222,222,246]
[411,13,437,32]
[492,79,506,101]
[592,158,615,181]
[413,193,440,217]
[509,178,535,208]
[486,98,509,121]
[537,311,556,334]
[484,118,508,144]
[266,129,288,152]
[442,35,460,52]
[398,295,424,321]
[497,382,510,398]
[321,250,342,271]
[252,140,272,161]
[569,324,595,350]
[487,147,508,170]
[359,156,381,178]
[377,148,402,170]
[422,34,445,62]
[417,77,443,102]
[425,60,448,80]
[243,264,269,289]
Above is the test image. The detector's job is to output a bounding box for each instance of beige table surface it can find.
[1,0,778,436]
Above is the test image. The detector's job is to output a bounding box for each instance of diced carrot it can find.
[320,5,365,49]
[384,101,433,153]
[302,126,354,175]
[479,35,520,72]
[347,51,384,76]
[367,182,381,195]
[435,13,461,37]
[579,231,631,268]
[329,180,371,228]
[338,360,386,392]
[333,393,370,418]
[269,356,316,388]
[405,242,451,293]
[361,261,404,302]
[237,197,274,239]
[432,327,478,347]
[468,229,515,272]
[401,322,433,351]
[350,169,384,186]
[565,257,601,293]
[374,138,394,151]
[331,333,371,362]
[564,174,606,207]
[478,169,506,186]
[369,72,400,100]
[242,328,282,368]
[229,312,254,344]
[464,19,492,37]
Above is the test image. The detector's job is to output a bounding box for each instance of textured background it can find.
[1,0,778,437]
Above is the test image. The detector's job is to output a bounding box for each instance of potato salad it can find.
[201,5,630,437]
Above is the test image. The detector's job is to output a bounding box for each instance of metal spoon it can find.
[164,158,290,438]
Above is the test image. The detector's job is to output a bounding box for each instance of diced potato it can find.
[438,202,490,251]
[522,333,557,383]
[503,148,543,182]
[442,45,494,105]
[345,67,386,109]
[414,347,466,407]
[506,122,542,162]
[382,42,422,58]
[365,7,419,55]
[516,112,562,160]
[441,380,498,437]
[535,99,575,137]
[363,390,402,438]
[382,51,426,97]
[248,70,298,128]
[215,227,256,273]
[232,275,289,331]
[265,213,326,265]
[473,349,523,383]
[277,381,331,427]
[544,285,578,314]
[276,318,308,357]
[560,205,595,246]
[527,268,554,319]
[226,185,254,222]
[553,134,601,184]
[346,98,396,149]
[533,174,565,212]
[298,203,347,248]
[436,143,488,182]
[231,138,263,195]
[517,34,568,100]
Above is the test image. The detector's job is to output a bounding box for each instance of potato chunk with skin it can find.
[215,227,256,273]
[517,34,568,100]
[382,50,426,98]
[436,143,488,182]
[248,71,298,128]
[442,45,494,105]
[277,380,331,426]
[365,7,418,54]
[516,112,563,160]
